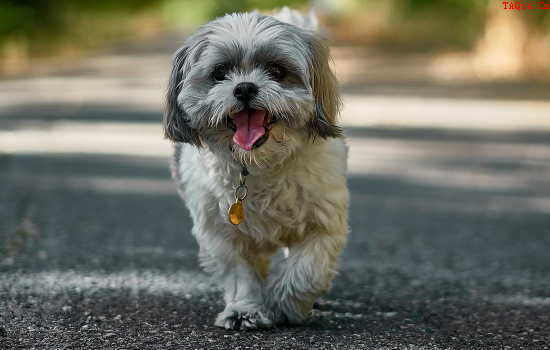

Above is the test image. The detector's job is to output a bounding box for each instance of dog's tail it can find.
[272,6,319,32]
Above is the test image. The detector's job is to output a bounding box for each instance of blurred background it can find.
[1,0,550,80]
[1,0,550,130]
[1,0,550,262]
[1,0,550,273]
[1,1,550,347]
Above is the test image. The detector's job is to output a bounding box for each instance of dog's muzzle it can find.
[228,82,279,151]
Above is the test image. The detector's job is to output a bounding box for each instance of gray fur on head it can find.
[164,11,342,162]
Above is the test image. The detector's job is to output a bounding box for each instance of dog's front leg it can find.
[198,233,273,330]
[268,230,347,324]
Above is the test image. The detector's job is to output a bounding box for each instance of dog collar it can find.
[228,166,249,225]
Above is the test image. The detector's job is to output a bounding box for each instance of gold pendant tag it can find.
[229,167,248,226]
[228,198,244,225]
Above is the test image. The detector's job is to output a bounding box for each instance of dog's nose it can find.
[233,82,258,103]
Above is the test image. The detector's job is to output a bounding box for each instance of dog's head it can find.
[164,11,341,167]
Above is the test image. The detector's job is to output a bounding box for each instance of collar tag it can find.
[228,167,248,225]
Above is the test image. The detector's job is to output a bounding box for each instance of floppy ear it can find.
[306,34,343,139]
[164,45,202,147]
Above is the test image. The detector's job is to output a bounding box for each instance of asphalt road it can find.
[1,50,550,349]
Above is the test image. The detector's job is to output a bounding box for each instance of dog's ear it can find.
[306,34,343,139]
[164,45,202,147]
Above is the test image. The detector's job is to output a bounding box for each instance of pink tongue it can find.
[232,109,266,151]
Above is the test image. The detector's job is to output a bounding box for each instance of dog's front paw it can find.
[269,282,317,325]
[270,303,290,326]
[214,307,273,330]
[270,299,307,326]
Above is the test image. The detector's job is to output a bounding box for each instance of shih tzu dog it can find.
[165,8,349,330]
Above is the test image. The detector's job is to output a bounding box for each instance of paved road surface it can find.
[1,50,550,349]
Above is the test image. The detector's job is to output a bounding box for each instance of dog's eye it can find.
[266,64,286,80]
[213,65,228,81]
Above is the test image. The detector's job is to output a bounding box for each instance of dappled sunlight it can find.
[38,174,176,195]
[341,95,550,130]
[347,134,550,214]
[0,70,165,109]
[2,119,550,205]
[0,121,169,157]
[350,191,550,215]
[0,270,213,296]
[1,3,549,347]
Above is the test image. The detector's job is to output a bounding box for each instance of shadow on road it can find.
[1,119,550,347]
[1,43,550,347]
[0,103,162,126]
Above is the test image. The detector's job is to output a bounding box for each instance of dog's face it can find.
[164,12,342,167]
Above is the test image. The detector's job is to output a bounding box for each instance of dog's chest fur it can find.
[175,137,348,247]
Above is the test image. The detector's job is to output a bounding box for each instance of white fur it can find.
[272,7,319,32]
[166,10,349,330]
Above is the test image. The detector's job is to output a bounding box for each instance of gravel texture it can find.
[1,49,550,349]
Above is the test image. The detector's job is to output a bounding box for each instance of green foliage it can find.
[0,0,163,35]
[397,0,488,17]
[390,0,490,49]
[0,0,548,57]
[200,0,308,17]
[0,0,168,57]
[0,0,310,57]
[0,1,35,37]
[161,0,309,30]
[340,0,548,50]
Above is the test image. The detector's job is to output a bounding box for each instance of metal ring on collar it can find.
[234,184,248,200]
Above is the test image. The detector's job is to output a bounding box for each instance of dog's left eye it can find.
[213,65,228,81]
[266,64,286,80]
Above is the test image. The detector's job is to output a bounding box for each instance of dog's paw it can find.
[214,309,273,330]
[269,294,313,325]
[271,306,290,326]
[271,301,305,326]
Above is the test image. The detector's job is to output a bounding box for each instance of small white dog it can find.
[165,9,349,330]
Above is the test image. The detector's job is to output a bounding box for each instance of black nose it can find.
[233,82,258,103]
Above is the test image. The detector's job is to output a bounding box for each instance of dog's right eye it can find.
[266,63,286,81]
[213,65,228,81]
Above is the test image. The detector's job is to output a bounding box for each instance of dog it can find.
[164,8,349,330]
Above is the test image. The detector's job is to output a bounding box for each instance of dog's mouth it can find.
[228,109,277,151]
